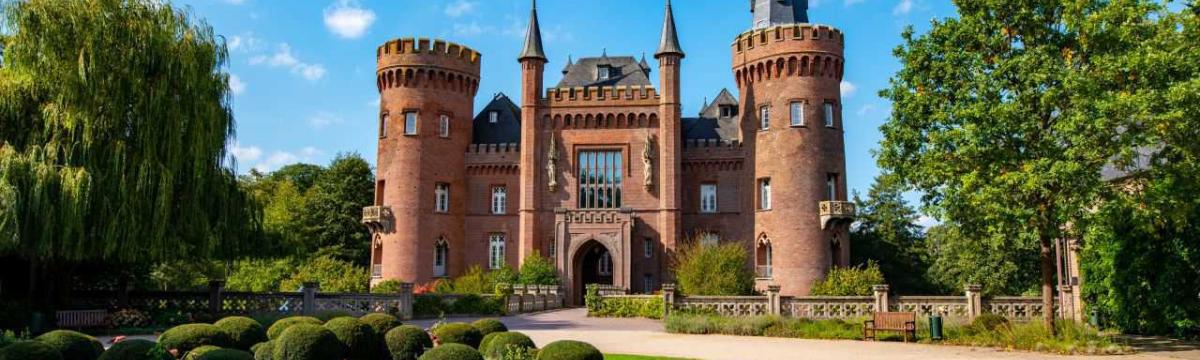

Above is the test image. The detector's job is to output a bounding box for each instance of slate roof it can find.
[556,55,652,88]
[518,0,547,61]
[656,0,685,58]
[472,93,522,145]
[752,0,809,29]
[683,89,740,141]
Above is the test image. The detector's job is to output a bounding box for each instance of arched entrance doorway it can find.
[572,240,614,305]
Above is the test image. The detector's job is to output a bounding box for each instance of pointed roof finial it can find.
[518,0,547,62]
[562,55,573,74]
[656,0,685,58]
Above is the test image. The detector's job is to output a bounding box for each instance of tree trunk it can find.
[1039,232,1057,335]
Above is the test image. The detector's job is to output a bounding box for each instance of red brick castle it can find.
[363,0,854,302]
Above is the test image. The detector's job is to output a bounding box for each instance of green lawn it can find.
[605,355,696,360]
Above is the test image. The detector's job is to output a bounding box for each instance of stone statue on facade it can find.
[642,134,656,191]
[547,136,559,192]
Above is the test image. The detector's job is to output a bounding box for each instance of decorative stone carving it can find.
[642,134,656,191]
[546,136,559,192]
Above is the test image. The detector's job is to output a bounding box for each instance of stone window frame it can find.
[574,146,626,210]
[699,182,718,213]
[490,185,507,215]
[488,233,506,270]
[434,237,449,277]
[789,99,807,127]
[757,178,772,211]
[759,105,771,131]
[403,110,419,136]
[434,182,450,213]
[823,101,837,129]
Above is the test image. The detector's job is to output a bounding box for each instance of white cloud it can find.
[915,214,941,229]
[323,0,376,39]
[444,0,476,18]
[841,81,858,98]
[228,74,246,95]
[893,0,914,15]
[255,151,300,172]
[309,112,344,129]
[229,142,263,163]
[453,22,485,37]
[856,104,877,116]
[844,0,865,6]
[249,44,326,81]
[227,33,264,53]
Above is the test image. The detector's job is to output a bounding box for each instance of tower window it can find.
[491,186,507,215]
[757,235,773,278]
[379,113,389,138]
[439,115,450,138]
[489,111,499,123]
[760,106,770,130]
[826,173,839,201]
[404,111,418,135]
[577,150,623,209]
[790,101,805,127]
[434,238,449,277]
[489,233,506,270]
[435,183,449,213]
[759,178,772,210]
[375,180,385,206]
[700,183,718,213]
[824,102,836,128]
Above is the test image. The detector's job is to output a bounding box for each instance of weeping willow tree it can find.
[0,0,263,280]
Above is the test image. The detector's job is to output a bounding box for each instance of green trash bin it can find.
[929,315,944,341]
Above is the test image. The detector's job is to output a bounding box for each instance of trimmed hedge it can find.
[195,348,254,360]
[416,343,483,360]
[360,313,402,335]
[184,345,221,360]
[35,330,104,360]
[323,317,379,360]
[431,323,482,348]
[0,340,64,360]
[479,332,535,360]
[587,296,664,319]
[271,324,343,360]
[97,339,172,360]
[469,319,507,337]
[215,317,268,351]
[266,316,322,340]
[385,325,433,360]
[158,324,233,354]
[535,340,601,360]
[250,341,274,360]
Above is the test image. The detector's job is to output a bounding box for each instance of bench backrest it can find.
[873,312,916,329]
[56,310,108,328]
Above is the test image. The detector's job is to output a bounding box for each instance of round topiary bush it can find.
[535,340,601,360]
[469,319,507,337]
[266,316,322,340]
[479,332,535,360]
[35,330,104,360]
[195,348,254,360]
[271,323,343,360]
[250,341,274,360]
[97,339,173,360]
[431,323,482,348]
[323,317,378,360]
[385,325,433,360]
[215,316,268,351]
[971,313,1011,331]
[359,313,402,335]
[416,343,483,360]
[183,345,222,360]
[0,340,64,360]
[159,324,234,354]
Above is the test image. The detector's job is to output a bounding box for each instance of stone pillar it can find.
[872,285,890,313]
[207,280,226,319]
[1058,285,1076,322]
[766,285,782,316]
[301,282,319,317]
[964,284,983,320]
[1067,239,1085,322]
[662,284,677,319]
[398,282,414,320]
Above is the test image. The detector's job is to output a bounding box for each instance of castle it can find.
[362,0,854,302]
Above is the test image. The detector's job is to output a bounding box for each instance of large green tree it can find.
[300,154,374,264]
[879,0,1181,330]
[0,0,260,275]
[850,175,933,294]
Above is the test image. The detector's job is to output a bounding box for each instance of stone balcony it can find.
[819,201,856,229]
[362,206,393,232]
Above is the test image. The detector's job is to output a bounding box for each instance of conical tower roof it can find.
[518,0,547,62]
[655,0,685,58]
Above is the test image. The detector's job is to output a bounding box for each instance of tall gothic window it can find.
[488,233,506,270]
[700,183,718,213]
[491,186,507,214]
[577,150,623,209]
[756,235,773,279]
[434,238,449,277]
[435,183,449,213]
[759,178,772,210]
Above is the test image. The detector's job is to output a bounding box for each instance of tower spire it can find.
[655,0,685,58]
[518,0,547,62]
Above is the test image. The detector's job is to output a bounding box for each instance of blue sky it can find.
[181,0,955,215]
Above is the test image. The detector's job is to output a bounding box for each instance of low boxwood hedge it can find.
[97,339,172,360]
[359,313,402,335]
[431,323,482,348]
[323,317,378,360]
[35,330,104,360]
[250,341,274,360]
[469,319,507,337]
[266,316,322,340]
[158,324,233,354]
[479,332,535,360]
[214,317,268,351]
[0,340,64,360]
[417,343,483,360]
[535,340,601,360]
[271,324,343,360]
[194,348,254,360]
[183,345,222,360]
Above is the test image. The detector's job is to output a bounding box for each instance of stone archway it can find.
[571,240,614,305]
[554,209,634,306]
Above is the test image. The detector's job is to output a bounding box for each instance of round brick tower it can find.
[733,18,852,295]
[371,38,480,285]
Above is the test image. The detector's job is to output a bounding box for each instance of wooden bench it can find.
[863,312,917,342]
[56,310,108,329]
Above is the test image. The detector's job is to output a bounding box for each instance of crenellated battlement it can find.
[375,37,482,96]
[377,38,481,66]
[731,24,844,54]
[684,138,743,149]
[467,143,520,154]
[731,24,846,88]
[544,85,661,106]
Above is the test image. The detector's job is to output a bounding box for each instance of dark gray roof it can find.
[556,55,652,88]
[656,0,685,58]
[472,93,522,144]
[752,0,809,29]
[684,89,740,141]
[518,0,547,62]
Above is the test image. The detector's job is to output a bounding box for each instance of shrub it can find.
[226,258,297,293]
[385,325,433,360]
[194,348,254,360]
[372,280,406,294]
[159,324,233,354]
[250,341,273,360]
[450,295,501,315]
[942,320,1131,355]
[0,329,21,349]
[34,330,104,360]
[413,295,447,317]
[183,345,221,360]
[278,256,370,293]
[416,343,482,360]
[470,319,507,337]
[96,339,172,360]
[587,296,663,319]
[479,332,535,360]
[323,317,378,360]
[431,323,482,348]
[971,313,1010,331]
[535,340,601,360]
[315,311,356,322]
[271,324,343,360]
[517,251,559,286]
[106,309,151,329]
[266,316,322,340]
[672,242,753,296]
[360,313,402,335]
[0,340,63,360]
[214,316,268,351]
[809,261,885,296]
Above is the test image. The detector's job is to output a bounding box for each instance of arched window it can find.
[434,237,449,277]
[488,233,506,270]
[756,234,773,279]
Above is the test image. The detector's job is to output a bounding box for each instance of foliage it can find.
[278,255,369,293]
[34,330,103,360]
[535,340,602,360]
[226,258,298,293]
[809,262,884,296]
[517,251,559,286]
[584,285,602,314]
[923,223,1039,296]
[0,340,63,360]
[971,314,1009,331]
[664,314,860,340]
[671,242,753,296]
[470,319,507,337]
[849,175,936,294]
[183,345,220,360]
[587,296,663,320]
[0,330,22,349]
[147,260,225,291]
[359,313,402,337]
[437,266,509,295]
[266,317,322,341]
[372,280,407,294]
[96,339,172,360]
[413,295,447,317]
[450,295,502,316]
[158,324,233,354]
[479,332,535,360]
[298,153,375,264]
[213,317,267,351]
[385,325,432,360]
[431,323,482,348]
[250,340,273,360]
[417,343,483,360]
[940,321,1130,355]
[192,348,253,360]
[106,309,151,329]
[271,324,343,360]
[323,317,378,360]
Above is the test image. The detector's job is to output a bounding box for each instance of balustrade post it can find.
[1057,285,1074,322]
[662,284,677,319]
[872,285,890,313]
[514,284,527,313]
[208,279,226,318]
[399,282,414,320]
[301,282,320,316]
[766,285,782,316]
[964,284,983,320]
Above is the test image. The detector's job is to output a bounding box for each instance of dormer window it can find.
[597,66,613,81]
[488,111,498,123]
[720,106,736,118]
